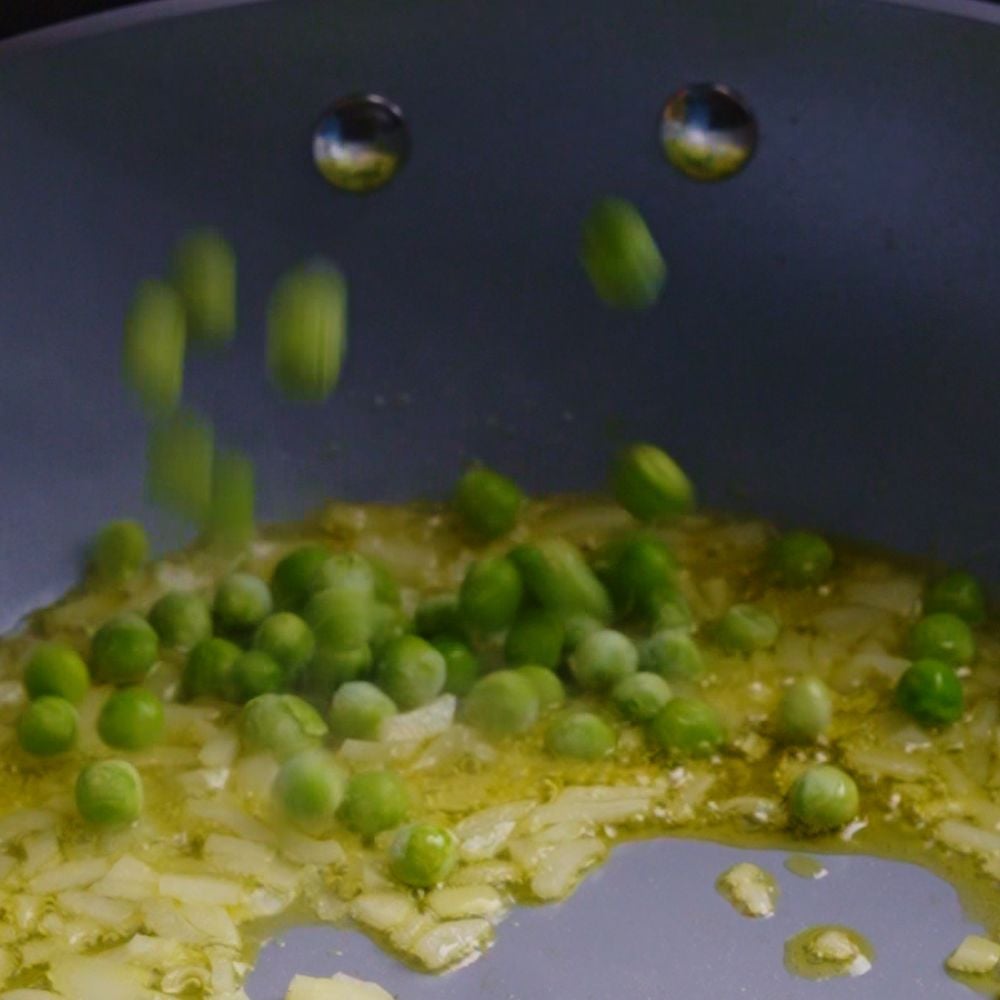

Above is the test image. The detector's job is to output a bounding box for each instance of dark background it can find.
[2,0,140,39]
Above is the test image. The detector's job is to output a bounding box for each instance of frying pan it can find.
[1,0,998,995]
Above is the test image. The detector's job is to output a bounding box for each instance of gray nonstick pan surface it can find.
[1,0,999,995]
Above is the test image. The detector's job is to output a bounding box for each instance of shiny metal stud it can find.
[312,94,410,193]
[660,83,757,182]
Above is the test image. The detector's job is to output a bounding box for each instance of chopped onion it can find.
[378,695,456,743]
[426,885,505,920]
[409,918,492,971]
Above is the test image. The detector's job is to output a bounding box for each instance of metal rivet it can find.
[312,94,410,193]
[660,83,757,182]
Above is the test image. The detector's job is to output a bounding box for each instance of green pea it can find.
[514,665,566,713]
[462,670,540,737]
[369,604,409,656]
[775,676,833,745]
[302,645,373,701]
[544,711,616,760]
[329,681,398,741]
[76,760,143,827]
[239,693,328,760]
[267,262,347,402]
[769,531,834,587]
[895,658,964,727]
[562,614,603,651]
[924,571,987,625]
[713,604,780,654]
[906,612,975,666]
[639,629,704,681]
[594,534,677,617]
[339,770,409,838]
[183,637,241,701]
[453,465,524,540]
[414,594,465,639]
[649,697,725,758]
[504,609,565,669]
[89,519,149,585]
[649,590,693,631]
[459,557,523,632]
[253,612,315,680]
[97,687,165,749]
[91,613,159,685]
[430,635,481,697]
[146,407,214,524]
[580,197,666,310]
[611,672,672,722]
[123,279,186,415]
[205,449,255,550]
[213,573,273,632]
[304,586,373,652]
[788,764,859,833]
[370,559,401,608]
[274,748,347,832]
[170,229,236,345]
[17,697,78,756]
[611,443,693,522]
[510,540,612,622]
[570,629,638,691]
[148,591,212,650]
[271,545,330,612]
[311,553,376,599]
[23,642,90,704]
[376,636,446,710]
[232,650,285,702]
[389,823,459,888]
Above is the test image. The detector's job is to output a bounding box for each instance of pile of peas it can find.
[17,442,991,886]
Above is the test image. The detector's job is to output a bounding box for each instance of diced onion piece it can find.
[408,918,492,971]
[350,892,419,933]
[410,725,497,770]
[159,874,245,906]
[55,891,137,928]
[200,732,240,768]
[28,858,110,894]
[188,797,277,844]
[0,810,59,844]
[161,966,211,995]
[48,955,154,1000]
[232,754,280,802]
[845,746,929,782]
[529,838,606,900]
[526,786,656,831]
[203,833,276,873]
[278,829,346,867]
[0,991,67,999]
[714,796,786,827]
[935,820,1000,857]
[21,831,60,876]
[808,929,858,962]
[178,902,241,947]
[450,860,522,887]
[455,801,537,861]
[946,935,1000,974]
[716,863,778,918]
[379,695,456,743]
[812,605,889,643]
[142,899,207,945]
[843,577,921,616]
[285,973,394,1000]
[89,855,158,900]
[426,885,504,920]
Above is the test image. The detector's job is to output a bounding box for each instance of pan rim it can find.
[1,0,998,55]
